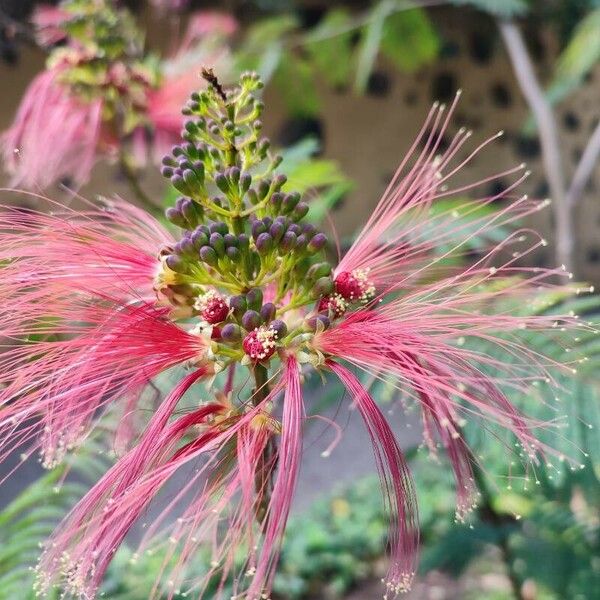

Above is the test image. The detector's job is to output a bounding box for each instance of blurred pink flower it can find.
[31,4,70,47]
[1,67,104,189]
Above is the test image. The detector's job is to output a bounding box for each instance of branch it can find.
[499,20,575,274]
[566,118,600,208]
[118,151,161,217]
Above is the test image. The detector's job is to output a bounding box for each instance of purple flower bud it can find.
[238,234,250,250]
[179,237,195,256]
[221,323,242,342]
[171,174,185,191]
[224,233,238,247]
[228,167,240,184]
[255,232,273,254]
[165,254,186,273]
[291,202,309,222]
[172,145,184,157]
[183,169,197,186]
[161,166,174,178]
[197,224,210,236]
[270,319,288,339]
[226,246,241,261]
[240,172,252,193]
[246,288,263,311]
[287,224,301,236]
[260,302,277,322]
[242,310,262,331]
[257,180,270,199]
[191,230,208,248]
[269,221,285,242]
[215,173,229,193]
[181,199,203,227]
[209,232,225,257]
[280,231,297,251]
[252,220,267,240]
[165,207,186,228]
[262,216,273,229]
[307,315,331,332]
[199,246,218,266]
[270,192,283,211]
[229,295,247,318]
[308,233,328,253]
[282,192,300,214]
[273,174,287,190]
[246,189,259,205]
[295,234,308,249]
[162,155,176,167]
[209,221,228,235]
[302,224,317,238]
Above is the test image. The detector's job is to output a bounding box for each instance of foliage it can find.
[234,2,441,113]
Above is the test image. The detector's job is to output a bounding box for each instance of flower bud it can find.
[252,220,267,240]
[302,223,317,238]
[313,276,334,297]
[255,232,273,254]
[242,310,262,331]
[238,234,250,250]
[243,327,277,361]
[181,199,203,227]
[229,294,247,318]
[270,192,283,211]
[199,246,218,266]
[273,174,287,190]
[260,302,276,323]
[165,254,187,273]
[209,221,228,235]
[191,230,209,248]
[246,288,263,311]
[257,180,270,200]
[161,166,174,178]
[307,314,331,332]
[215,173,229,193]
[270,319,288,339]
[282,192,300,214]
[165,207,187,228]
[246,189,259,205]
[287,224,301,236]
[221,323,242,342]
[226,246,241,262]
[224,233,238,247]
[179,237,195,256]
[295,234,308,249]
[269,221,285,243]
[209,232,225,257]
[280,231,297,252]
[240,172,252,193]
[307,233,328,253]
[291,202,309,222]
[228,166,241,185]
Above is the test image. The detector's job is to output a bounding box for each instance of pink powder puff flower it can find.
[0,67,104,189]
[31,4,70,47]
[0,73,588,600]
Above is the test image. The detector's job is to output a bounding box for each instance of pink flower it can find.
[1,67,104,189]
[31,4,70,47]
[0,76,585,600]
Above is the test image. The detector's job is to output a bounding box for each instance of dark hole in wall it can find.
[431,72,457,103]
[468,30,494,64]
[367,72,392,97]
[490,83,512,108]
[278,117,325,150]
[514,134,541,159]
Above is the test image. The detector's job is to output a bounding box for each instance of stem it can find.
[253,365,276,524]
[473,465,524,600]
[498,21,575,275]
[566,118,600,209]
[118,151,161,217]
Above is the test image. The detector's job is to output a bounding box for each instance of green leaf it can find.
[547,8,600,105]
[380,8,440,73]
[305,8,355,88]
[354,0,393,93]
[273,54,320,116]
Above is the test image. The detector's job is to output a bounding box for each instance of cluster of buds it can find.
[155,69,375,364]
[46,0,159,134]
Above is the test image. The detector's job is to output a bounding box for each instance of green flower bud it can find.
[246,288,263,312]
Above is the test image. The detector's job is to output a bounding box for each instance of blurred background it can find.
[0,1,599,599]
